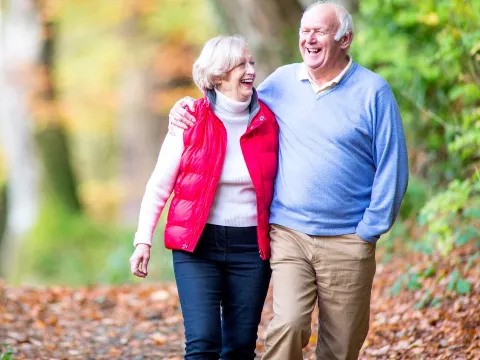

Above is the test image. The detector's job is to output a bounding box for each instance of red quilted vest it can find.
[164,90,278,259]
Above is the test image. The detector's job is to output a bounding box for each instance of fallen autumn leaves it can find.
[1,250,479,359]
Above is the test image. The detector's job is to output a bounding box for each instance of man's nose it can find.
[306,31,316,43]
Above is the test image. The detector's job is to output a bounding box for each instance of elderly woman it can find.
[130,35,278,359]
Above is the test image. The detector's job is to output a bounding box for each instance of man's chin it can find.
[304,62,323,71]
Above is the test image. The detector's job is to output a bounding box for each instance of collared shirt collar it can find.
[298,56,353,94]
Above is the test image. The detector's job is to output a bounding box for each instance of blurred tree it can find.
[0,184,6,249]
[117,3,170,224]
[0,0,41,276]
[0,149,5,248]
[332,0,359,13]
[34,3,82,213]
[117,1,200,224]
[297,0,359,13]
[211,0,359,80]
[211,0,305,80]
[118,7,155,223]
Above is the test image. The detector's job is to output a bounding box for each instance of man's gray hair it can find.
[303,1,354,41]
[192,35,247,92]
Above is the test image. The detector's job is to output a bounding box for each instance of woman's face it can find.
[217,48,256,102]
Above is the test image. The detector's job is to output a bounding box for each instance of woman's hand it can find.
[130,244,151,278]
[168,97,197,134]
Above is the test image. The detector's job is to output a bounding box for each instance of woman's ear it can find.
[213,74,223,86]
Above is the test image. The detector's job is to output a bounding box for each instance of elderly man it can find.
[169,2,408,359]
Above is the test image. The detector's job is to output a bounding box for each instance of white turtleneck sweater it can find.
[133,89,257,247]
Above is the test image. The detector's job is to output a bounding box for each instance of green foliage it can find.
[411,242,434,256]
[398,176,430,220]
[17,202,173,286]
[422,264,436,278]
[354,0,479,173]
[418,177,480,255]
[406,272,422,291]
[415,289,441,310]
[0,344,14,360]
[389,275,404,296]
[378,176,431,258]
[390,263,472,305]
[465,252,480,272]
[390,268,426,296]
[447,269,471,294]
[353,0,480,263]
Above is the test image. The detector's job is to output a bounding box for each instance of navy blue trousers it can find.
[173,224,271,360]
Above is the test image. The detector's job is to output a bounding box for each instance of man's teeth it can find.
[241,79,253,84]
[307,48,320,53]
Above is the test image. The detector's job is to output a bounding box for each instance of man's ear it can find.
[340,31,353,49]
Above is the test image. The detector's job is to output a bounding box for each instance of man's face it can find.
[299,4,343,72]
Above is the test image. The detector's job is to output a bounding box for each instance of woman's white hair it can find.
[192,35,248,92]
[303,1,354,41]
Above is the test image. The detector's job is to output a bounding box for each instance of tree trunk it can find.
[211,0,304,80]
[297,0,359,13]
[0,184,7,250]
[34,16,82,213]
[333,0,359,13]
[117,9,165,225]
[0,0,41,277]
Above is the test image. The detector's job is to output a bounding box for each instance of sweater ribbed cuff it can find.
[355,222,380,244]
[133,231,153,248]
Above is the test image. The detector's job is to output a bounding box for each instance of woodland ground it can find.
[1,246,479,360]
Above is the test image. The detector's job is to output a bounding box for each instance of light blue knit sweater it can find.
[257,62,408,242]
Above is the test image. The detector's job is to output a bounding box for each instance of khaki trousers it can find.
[263,225,376,360]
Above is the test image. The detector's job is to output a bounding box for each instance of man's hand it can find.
[130,244,151,278]
[168,97,197,135]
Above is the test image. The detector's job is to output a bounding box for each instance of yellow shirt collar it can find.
[298,57,353,94]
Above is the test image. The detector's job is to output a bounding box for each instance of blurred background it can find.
[0,0,478,287]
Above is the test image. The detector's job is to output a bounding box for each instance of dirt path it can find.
[1,250,479,359]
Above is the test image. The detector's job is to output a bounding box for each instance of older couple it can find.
[131,2,408,360]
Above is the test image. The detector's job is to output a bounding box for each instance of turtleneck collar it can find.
[211,88,251,114]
